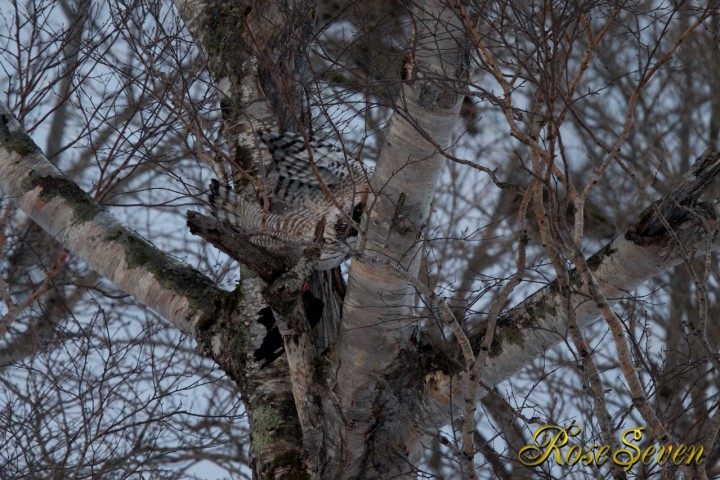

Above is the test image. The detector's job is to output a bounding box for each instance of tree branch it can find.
[424,148,720,423]
[328,0,473,476]
[0,104,226,336]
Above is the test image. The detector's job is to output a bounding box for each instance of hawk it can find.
[210,129,374,270]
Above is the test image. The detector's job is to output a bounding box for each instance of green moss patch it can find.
[23,171,103,222]
[200,0,251,81]
[0,114,39,156]
[106,227,224,328]
[267,450,309,480]
[250,405,284,453]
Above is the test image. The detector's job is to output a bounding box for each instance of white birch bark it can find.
[0,104,224,336]
[328,1,472,476]
[424,149,720,422]
[5,2,720,478]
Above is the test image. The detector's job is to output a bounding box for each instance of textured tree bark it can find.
[6,98,720,478]
[6,2,720,479]
[174,0,276,181]
[0,104,225,336]
[176,1,320,478]
[326,1,472,477]
[0,100,310,479]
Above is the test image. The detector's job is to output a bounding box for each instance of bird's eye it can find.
[335,218,348,236]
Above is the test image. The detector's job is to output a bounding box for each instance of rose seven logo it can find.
[518,423,704,472]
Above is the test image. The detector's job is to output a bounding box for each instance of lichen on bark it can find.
[250,405,284,453]
[267,450,309,480]
[0,113,39,156]
[22,171,103,222]
[106,226,223,328]
[199,0,252,82]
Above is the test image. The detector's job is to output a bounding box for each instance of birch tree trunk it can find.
[328,2,471,476]
[2,1,720,479]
